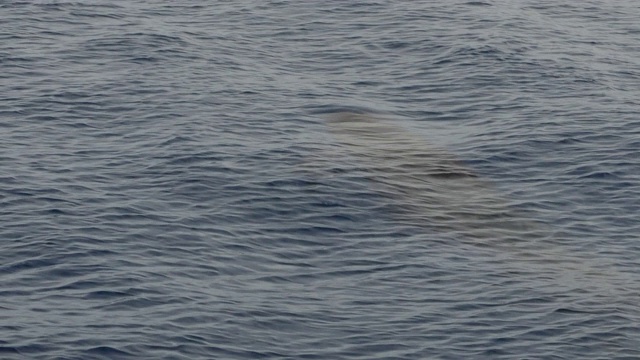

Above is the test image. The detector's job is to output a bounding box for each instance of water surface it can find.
[2,1,639,359]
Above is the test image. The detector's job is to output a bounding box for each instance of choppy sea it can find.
[2,1,639,359]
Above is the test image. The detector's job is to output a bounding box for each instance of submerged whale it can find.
[326,112,539,245]
[322,112,633,292]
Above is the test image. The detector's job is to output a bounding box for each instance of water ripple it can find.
[2,0,640,359]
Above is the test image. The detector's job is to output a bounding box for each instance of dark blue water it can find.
[2,1,639,359]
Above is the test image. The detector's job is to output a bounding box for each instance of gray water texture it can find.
[1,1,640,359]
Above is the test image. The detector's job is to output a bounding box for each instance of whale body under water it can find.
[321,112,635,295]
[326,112,538,244]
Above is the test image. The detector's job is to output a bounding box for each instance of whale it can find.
[321,111,634,294]
[326,112,539,245]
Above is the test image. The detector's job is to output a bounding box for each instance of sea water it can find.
[1,1,639,359]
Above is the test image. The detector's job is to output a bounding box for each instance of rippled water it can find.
[2,1,640,359]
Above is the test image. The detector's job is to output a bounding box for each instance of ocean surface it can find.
[2,1,639,359]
